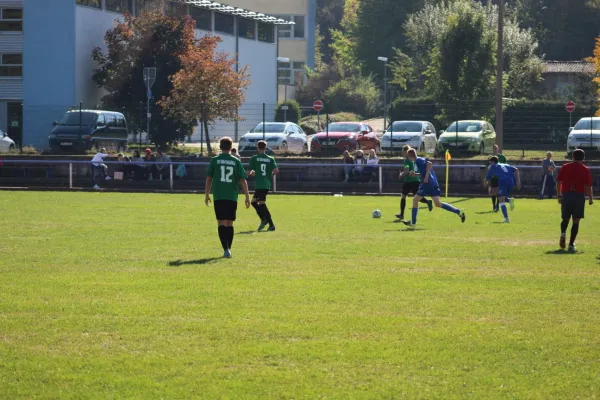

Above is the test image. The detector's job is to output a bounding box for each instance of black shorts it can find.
[490,176,499,188]
[402,181,420,196]
[214,200,238,221]
[562,193,586,220]
[253,189,269,202]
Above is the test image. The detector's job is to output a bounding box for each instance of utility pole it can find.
[495,0,504,150]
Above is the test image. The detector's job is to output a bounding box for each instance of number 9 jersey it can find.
[248,154,278,191]
[207,153,248,201]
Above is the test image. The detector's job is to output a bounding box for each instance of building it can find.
[541,61,596,98]
[13,0,288,149]
[224,0,316,102]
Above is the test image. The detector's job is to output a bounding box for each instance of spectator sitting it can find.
[365,149,379,183]
[343,150,354,183]
[540,151,556,199]
[155,150,172,180]
[131,150,146,180]
[354,150,367,180]
[91,148,112,189]
[116,153,135,179]
[176,163,187,180]
[231,148,241,160]
[143,148,156,181]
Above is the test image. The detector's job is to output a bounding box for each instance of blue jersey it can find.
[486,163,516,187]
[415,157,439,187]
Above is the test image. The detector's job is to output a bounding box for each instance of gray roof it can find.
[184,0,294,25]
[544,61,595,74]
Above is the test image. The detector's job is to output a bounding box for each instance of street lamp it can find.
[378,57,389,131]
[277,57,291,103]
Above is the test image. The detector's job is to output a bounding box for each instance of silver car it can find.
[567,117,600,155]
[238,122,308,154]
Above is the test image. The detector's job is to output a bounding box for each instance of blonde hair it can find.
[369,149,377,159]
[356,150,364,157]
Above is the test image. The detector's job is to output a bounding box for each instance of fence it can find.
[2,158,600,197]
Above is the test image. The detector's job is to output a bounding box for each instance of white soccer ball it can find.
[372,209,382,219]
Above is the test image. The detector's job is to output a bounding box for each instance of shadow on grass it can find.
[545,249,583,255]
[475,211,498,215]
[384,228,426,232]
[237,231,257,235]
[169,257,222,266]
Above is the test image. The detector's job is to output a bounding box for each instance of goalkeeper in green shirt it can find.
[247,140,280,232]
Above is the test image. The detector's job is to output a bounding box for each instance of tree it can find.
[160,35,250,154]
[316,0,346,62]
[275,101,302,123]
[330,0,361,76]
[586,37,600,116]
[92,8,197,147]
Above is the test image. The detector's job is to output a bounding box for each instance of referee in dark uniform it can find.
[556,149,594,252]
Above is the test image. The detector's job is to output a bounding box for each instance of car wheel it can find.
[419,142,425,153]
[8,144,14,151]
[280,141,288,153]
[302,144,308,154]
[479,142,485,155]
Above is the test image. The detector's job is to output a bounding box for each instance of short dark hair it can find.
[402,145,411,152]
[257,140,267,150]
[489,156,499,164]
[573,149,585,161]
[407,148,417,158]
[220,137,233,151]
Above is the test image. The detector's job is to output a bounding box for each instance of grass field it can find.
[1,192,599,399]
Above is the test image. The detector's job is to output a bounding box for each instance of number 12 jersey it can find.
[207,154,247,201]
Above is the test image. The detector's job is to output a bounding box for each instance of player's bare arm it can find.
[240,179,251,208]
[424,161,433,184]
[204,177,213,206]
[248,169,256,177]
[273,168,280,176]
[586,185,594,205]
[556,179,562,204]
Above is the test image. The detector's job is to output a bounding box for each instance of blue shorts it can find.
[417,183,441,197]
[498,185,513,197]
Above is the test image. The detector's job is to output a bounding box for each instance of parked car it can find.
[380,121,438,154]
[238,122,308,155]
[567,117,600,155]
[48,110,129,154]
[0,129,15,152]
[310,122,380,153]
[438,120,496,154]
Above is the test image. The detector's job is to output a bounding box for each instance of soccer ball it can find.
[372,209,382,219]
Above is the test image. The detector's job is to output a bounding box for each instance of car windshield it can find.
[446,122,482,132]
[57,112,98,126]
[327,123,360,133]
[250,123,287,133]
[389,122,422,132]
[574,119,600,130]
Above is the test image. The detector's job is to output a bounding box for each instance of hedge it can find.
[299,112,362,136]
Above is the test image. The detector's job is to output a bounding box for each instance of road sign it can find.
[566,101,576,113]
[281,105,289,110]
[143,67,157,90]
[313,100,324,112]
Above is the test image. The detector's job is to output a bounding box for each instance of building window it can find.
[275,15,305,39]
[257,22,274,43]
[214,12,234,35]
[106,0,133,13]
[190,7,211,31]
[0,8,22,31]
[0,53,22,77]
[76,0,101,8]
[278,61,306,85]
[238,18,255,40]
[165,1,186,18]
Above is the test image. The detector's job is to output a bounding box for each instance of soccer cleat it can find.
[460,212,466,223]
[258,220,268,232]
[427,200,433,212]
[509,198,515,211]
[223,249,232,259]
[401,220,415,229]
[494,207,499,213]
[568,244,577,253]
[267,225,276,232]
[396,214,404,220]
[502,218,510,224]
[559,235,566,250]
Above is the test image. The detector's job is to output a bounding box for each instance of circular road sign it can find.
[566,101,576,113]
[313,100,324,112]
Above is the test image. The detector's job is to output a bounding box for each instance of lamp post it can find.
[495,0,504,151]
[378,57,389,131]
[277,57,290,104]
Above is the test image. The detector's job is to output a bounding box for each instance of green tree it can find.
[92,8,196,147]
[316,0,346,62]
[324,75,381,117]
[275,100,302,123]
[330,0,361,76]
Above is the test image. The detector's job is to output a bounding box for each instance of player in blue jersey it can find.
[485,156,521,223]
[402,149,466,228]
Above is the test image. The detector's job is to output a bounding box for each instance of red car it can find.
[310,122,380,153]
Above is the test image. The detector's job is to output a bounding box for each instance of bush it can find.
[324,75,381,118]
[274,100,302,123]
[299,112,362,136]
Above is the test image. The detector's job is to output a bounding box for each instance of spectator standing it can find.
[342,150,354,183]
[91,148,112,189]
[540,151,556,199]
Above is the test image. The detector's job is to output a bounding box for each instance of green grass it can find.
[1,192,599,399]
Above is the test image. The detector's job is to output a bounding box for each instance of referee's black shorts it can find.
[562,192,586,220]
[214,200,238,221]
[402,181,420,196]
[490,176,499,188]
[253,189,269,202]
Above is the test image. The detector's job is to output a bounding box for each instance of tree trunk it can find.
[203,118,212,154]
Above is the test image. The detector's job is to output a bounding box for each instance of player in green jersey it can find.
[396,145,433,220]
[247,140,280,232]
[205,137,251,259]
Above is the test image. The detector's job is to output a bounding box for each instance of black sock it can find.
[400,198,406,215]
[262,204,273,225]
[569,223,579,246]
[420,198,430,204]
[251,202,263,220]
[226,226,234,249]
[561,220,569,235]
[492,196,497,209]
[217,225,227,251]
